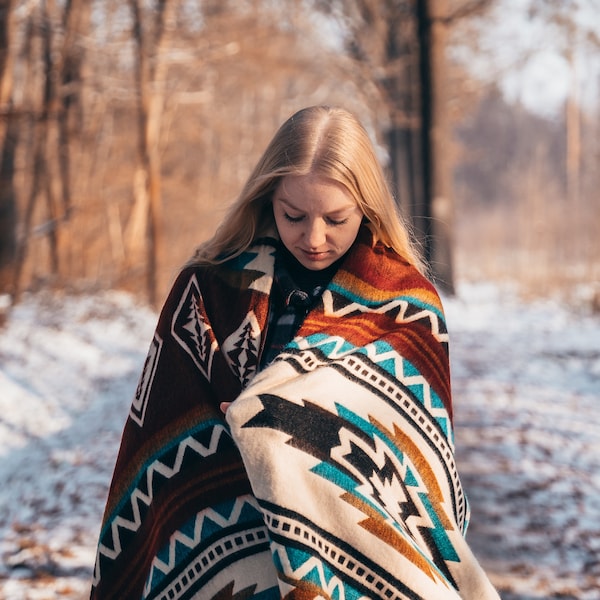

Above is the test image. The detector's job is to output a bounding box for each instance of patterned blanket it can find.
[91,227,499,599]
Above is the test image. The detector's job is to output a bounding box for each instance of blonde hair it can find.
[191,105,426,274]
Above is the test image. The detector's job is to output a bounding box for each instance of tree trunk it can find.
[566,44,581,264]
[417,0,455,294]
[125,0,172,306]
[57,0,92,218]
[337,0,453,288]
[0,0,17,300]
[12,2,58,299]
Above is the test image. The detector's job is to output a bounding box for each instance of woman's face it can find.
[272,173,363,270]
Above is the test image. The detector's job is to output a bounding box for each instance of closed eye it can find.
[284,213,350,226]
[284,212,304,223]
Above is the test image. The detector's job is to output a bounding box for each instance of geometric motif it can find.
[233,356,471,598]
[285,350,462,521]
[93,421,233,588]
[285,338,454,443]
[223,311,261,389]
[143,495,277,599]
[147,525,274,600]
[263,506,425,600]
[321,288,449,346]
[130,332,163,427]
[171,274,218,381]
[243,388,460,588]
[227,288,489,598]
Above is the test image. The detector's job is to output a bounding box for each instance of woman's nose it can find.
[306,220,326,248]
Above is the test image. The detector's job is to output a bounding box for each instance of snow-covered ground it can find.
[0,284,598,599]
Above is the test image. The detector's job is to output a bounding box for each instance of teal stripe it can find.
[273,546,367,600]
[335,403,406,466]
[418,493,461,562]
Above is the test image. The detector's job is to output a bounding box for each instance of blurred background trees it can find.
[0,0,598,308]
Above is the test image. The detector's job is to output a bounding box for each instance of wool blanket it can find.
[91,227,499,600]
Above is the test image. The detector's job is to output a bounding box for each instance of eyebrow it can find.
[275,196,356,216]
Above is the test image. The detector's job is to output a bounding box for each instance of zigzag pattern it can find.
[93,423,229,586]
[321,290,449,345]
[273,543,350,599]
[143,495,265,595]
[149,525,272,600]
[330,405,461,568]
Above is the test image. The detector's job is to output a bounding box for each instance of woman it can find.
[91,106,499,599]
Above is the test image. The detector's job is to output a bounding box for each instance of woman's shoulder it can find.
[340,236,444,314]
[165,236,279,302]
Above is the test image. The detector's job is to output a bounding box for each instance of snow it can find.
[447,284,600,599]
[0,284,598,599]
[0,291,157,599]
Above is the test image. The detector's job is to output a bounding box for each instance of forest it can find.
[0,0,598,310]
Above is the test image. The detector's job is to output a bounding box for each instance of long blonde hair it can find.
[191,105,426,274]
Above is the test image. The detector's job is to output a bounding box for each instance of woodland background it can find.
[0,0,598,311]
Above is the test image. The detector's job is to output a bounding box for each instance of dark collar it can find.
[275,245,340,308]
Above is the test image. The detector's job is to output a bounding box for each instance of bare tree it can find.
[308,1,491,291]
[312,1,436,286]
[452,0,599,290]
[416,0,455,292]
[0,0,17,300]
[125,0,176,306]
[55,0,92,223]
[11,2,58,300]
[7,0,92,300]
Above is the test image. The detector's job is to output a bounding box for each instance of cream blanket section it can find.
[226,277,500,599]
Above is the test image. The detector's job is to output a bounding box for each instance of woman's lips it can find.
[301,250,329,261]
